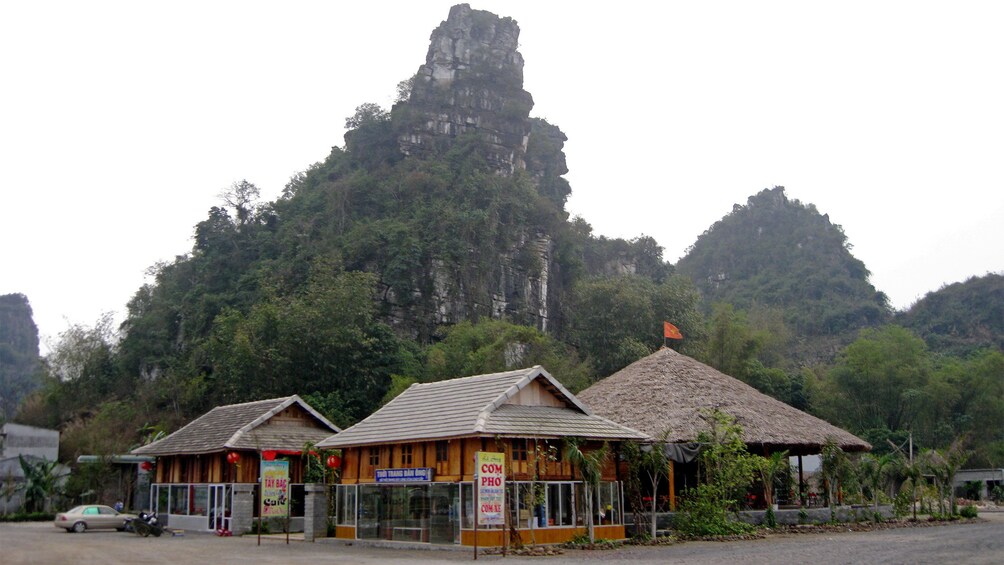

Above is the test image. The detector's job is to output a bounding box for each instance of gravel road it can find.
[4,512,1002,564]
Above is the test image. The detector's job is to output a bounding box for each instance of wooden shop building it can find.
[131,395,340,533]
[316,366,648,546]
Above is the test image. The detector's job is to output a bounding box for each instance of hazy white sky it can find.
[2,1,1002,351]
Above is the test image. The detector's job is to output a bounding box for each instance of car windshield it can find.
[66,506,86,514]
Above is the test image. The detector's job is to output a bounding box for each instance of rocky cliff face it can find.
[397,4,534,175]
[0,293,40,420]
[376,5,567,335]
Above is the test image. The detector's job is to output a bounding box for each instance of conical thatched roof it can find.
[577,348,870,455]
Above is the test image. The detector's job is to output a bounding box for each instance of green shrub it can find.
[0,511,55,522]
[893,490,912,518]
[764,506,777,528]
[991,485,1004,503]
[959,505,978,519]
[963,481,983,501]
[673,486,755,537]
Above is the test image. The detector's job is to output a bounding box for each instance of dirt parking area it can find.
[4,513,1003,565]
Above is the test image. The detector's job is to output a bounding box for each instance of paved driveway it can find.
[3,513,1002,564]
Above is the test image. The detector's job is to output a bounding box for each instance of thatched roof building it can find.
[577,348,870,456]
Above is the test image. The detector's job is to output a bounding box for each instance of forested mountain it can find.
[11,5,1002,473]
[676,187,891,364]
[16,5,687,440]
[0,293,40,421]
[896,273,1004,356]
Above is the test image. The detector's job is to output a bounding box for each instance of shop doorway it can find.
[208,485,230,531]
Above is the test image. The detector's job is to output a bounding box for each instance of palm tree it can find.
[895,453,924,521]
[820,439,847,510]
[922,437,972,516]
[758,450,790,510]
[565,437,609,543]
[859,453,895,514]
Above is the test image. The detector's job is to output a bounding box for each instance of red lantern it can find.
[140,461,153,471]
[226,451,240,465]
[262,450,276,461]
[326,454,342,469]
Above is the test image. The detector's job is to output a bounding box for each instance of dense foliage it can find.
[567,274,706,376]
[673,411,757,536]
[896,273,1004,356]
[815,326,1004,466]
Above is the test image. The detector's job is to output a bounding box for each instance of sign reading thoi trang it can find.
[375,467,434,483]
[475,451,505,526]
[260,460,290,518]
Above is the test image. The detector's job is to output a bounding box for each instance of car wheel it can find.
[72,521,86,533]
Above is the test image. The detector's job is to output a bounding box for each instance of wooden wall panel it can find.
[341,447,359,482]
[461,529,504,547]
[449,439,463,477]
[459,525,626,547]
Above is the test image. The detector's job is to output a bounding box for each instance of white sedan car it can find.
[54,504,136,533]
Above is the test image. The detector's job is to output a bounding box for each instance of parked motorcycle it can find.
[126,510,164,537]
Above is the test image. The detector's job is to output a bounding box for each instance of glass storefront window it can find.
[344,480,620,541]
[170,485,189,515]
[357,485,382,540]
[190,485,208,516]
[594,482,622,525]
[156,485,168,515]
[546,483,573,526]
[336,485,356,526]
[504,482,540,528]
[461,483,473,529]
[354,484,434,542]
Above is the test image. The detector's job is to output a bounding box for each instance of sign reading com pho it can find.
[260,460,289,517]
[476,451,505,526]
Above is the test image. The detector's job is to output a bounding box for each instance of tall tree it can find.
[424,319,591,390]
[817,326,931,436]
[568,275,704,377]
[205,263,409,424]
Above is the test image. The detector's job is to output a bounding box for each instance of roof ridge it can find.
[411,366,538,389]
[472,368,539,433]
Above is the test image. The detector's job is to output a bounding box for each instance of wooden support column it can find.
[798,455,804,507]
[668,459,676,511]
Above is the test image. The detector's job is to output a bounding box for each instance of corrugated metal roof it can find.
[132,395,340,456]
[317,366,649,448]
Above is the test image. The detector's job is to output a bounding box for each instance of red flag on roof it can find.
[663,321,683,340]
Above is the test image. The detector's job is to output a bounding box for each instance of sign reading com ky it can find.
[476,451,505,526]
[260,460,290,518]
